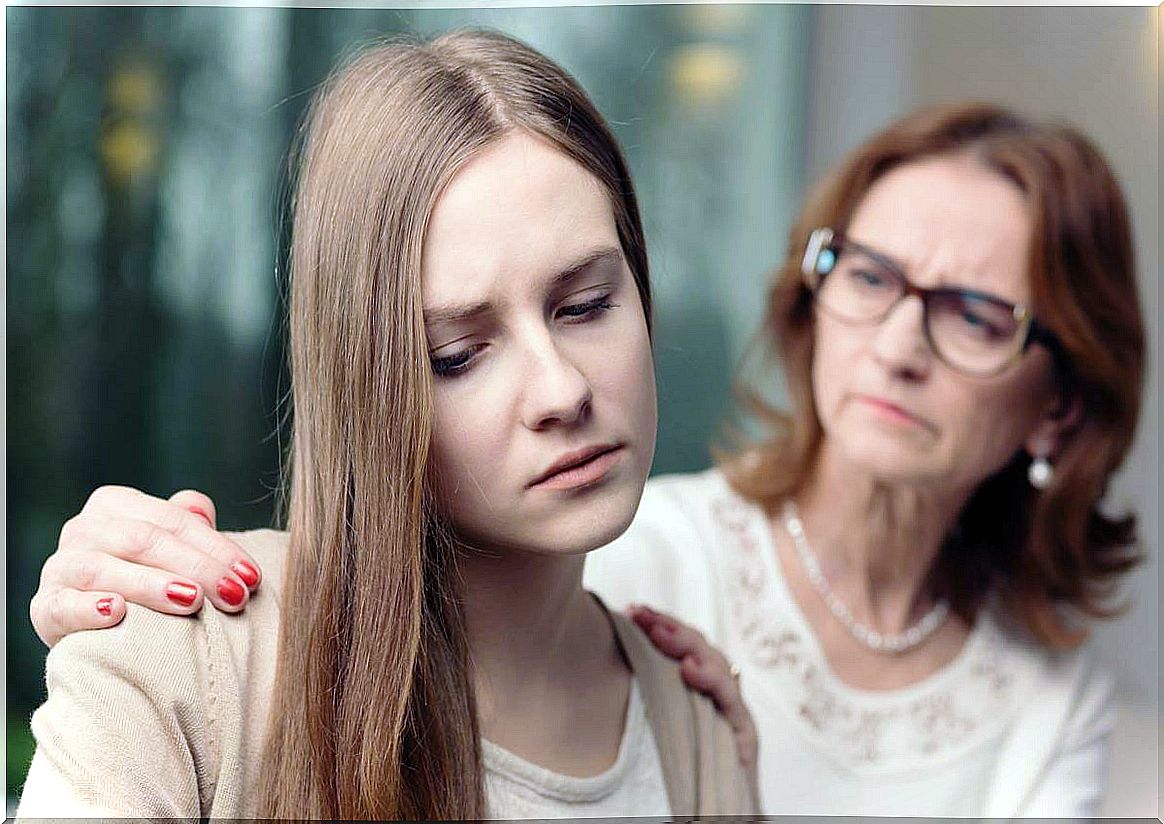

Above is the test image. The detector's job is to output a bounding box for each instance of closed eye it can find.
[431,343,486,378]
[851,268,891,288]
[956,309,1006,338]
[556,293,618,322]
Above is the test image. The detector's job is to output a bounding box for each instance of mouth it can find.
[854,395,935,431]
[529,443,625,491]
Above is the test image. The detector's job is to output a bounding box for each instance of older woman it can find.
[28,103,1145,817]
[594,102,1145,817]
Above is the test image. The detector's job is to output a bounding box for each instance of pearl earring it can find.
[1028,452,1054,490]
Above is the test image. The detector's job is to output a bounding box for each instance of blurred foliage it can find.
[6,5,806,801]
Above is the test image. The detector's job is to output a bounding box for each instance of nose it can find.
[520,334,593,431]
[870,295,932,379]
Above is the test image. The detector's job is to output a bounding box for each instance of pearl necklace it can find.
[781,500,949,654]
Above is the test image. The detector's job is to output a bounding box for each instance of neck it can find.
[459,542,615,736]
[793,442,972,634]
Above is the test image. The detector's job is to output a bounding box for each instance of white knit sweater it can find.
[585,469,1116,818]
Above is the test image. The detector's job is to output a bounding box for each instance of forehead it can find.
[421,131,618,305]
[846,155,1032,298]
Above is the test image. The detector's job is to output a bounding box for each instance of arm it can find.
[31,485,263,646]
[17,605,214,816]
[1017,655,1116,817]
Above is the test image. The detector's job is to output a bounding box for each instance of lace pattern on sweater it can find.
[713,490,1032,771]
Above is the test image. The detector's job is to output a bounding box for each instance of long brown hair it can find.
[725,103,1144,649]
[260,30,650,819]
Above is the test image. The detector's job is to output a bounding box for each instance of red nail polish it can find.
[96,597,115,617]
[189,506,213,526]
[165,582,199,607]
[231,560,260,588]
[217,577,246,606]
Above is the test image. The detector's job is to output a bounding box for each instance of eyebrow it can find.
[423,246,624,326]
[845,235,909,279]
[846,235,1020,301]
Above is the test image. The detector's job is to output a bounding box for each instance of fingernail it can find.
[217,577,246,607]
[231,560,260,589]
[189,506,213,526]
[96,597,115,617]
[165,582,199,607]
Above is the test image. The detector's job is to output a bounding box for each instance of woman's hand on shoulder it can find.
[31,485,262,648]
[626,604,758,770]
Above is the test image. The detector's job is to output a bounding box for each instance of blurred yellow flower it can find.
[101,120,158,182]
[669,44,744,107]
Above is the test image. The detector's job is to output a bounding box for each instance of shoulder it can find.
[26,528,289,816]
[1039,640,1116,739]
[31,598,216,813]
[981,604,1115,762]
[979,607,1117,817]
[41,527,290,713]
[606,610,758,816]
[983,601,1114,715]
[48,528,288,667]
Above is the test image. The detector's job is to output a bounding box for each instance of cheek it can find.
[810,318,865,423]
[429,380,512,510]
[945,376,1045,458]
[592,300,657,438]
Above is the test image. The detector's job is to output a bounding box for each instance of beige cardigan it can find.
[20,529,758,818]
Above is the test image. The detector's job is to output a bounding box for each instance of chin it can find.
[531,477,645,555]
[837,436,946,486]
[462,473,647,557]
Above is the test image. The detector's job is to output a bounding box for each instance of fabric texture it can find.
[18,527,756,819]
[482,681,671,818]
[584,468,1116,818]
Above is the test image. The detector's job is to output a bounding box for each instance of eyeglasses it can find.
[800,227,1061,378]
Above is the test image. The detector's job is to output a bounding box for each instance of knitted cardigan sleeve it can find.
[17,603,218,817]
[16,529,288,819]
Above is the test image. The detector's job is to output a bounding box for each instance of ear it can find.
[1024,392,1084,459]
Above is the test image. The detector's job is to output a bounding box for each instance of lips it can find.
[529,443,624,489]
[854,394,936,431]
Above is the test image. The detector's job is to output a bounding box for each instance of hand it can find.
[30,485,263,648]
[626,604,758,770]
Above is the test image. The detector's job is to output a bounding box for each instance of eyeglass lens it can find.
[814,243,1024,375]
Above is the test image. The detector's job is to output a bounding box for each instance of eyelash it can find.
[557,293,618,322]
[430,293,618,378]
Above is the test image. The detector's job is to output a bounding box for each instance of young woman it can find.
[16,30,756,819]
[29,104,1146,817]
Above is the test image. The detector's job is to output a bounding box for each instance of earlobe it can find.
[1024,393,1083,459]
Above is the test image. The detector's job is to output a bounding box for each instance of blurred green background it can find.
[7,4,810,799]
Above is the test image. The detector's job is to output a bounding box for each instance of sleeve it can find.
[1017,653,1117,817]
[691,691,761,816]
[15,605,216,817]
[583,474,729,643]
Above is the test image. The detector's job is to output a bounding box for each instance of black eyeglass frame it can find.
[800,227,1063,377]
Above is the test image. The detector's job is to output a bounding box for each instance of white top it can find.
[483,680,671,819]
[21,686,670,822]
[585,469,1116,818]
[18,673,672,821]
